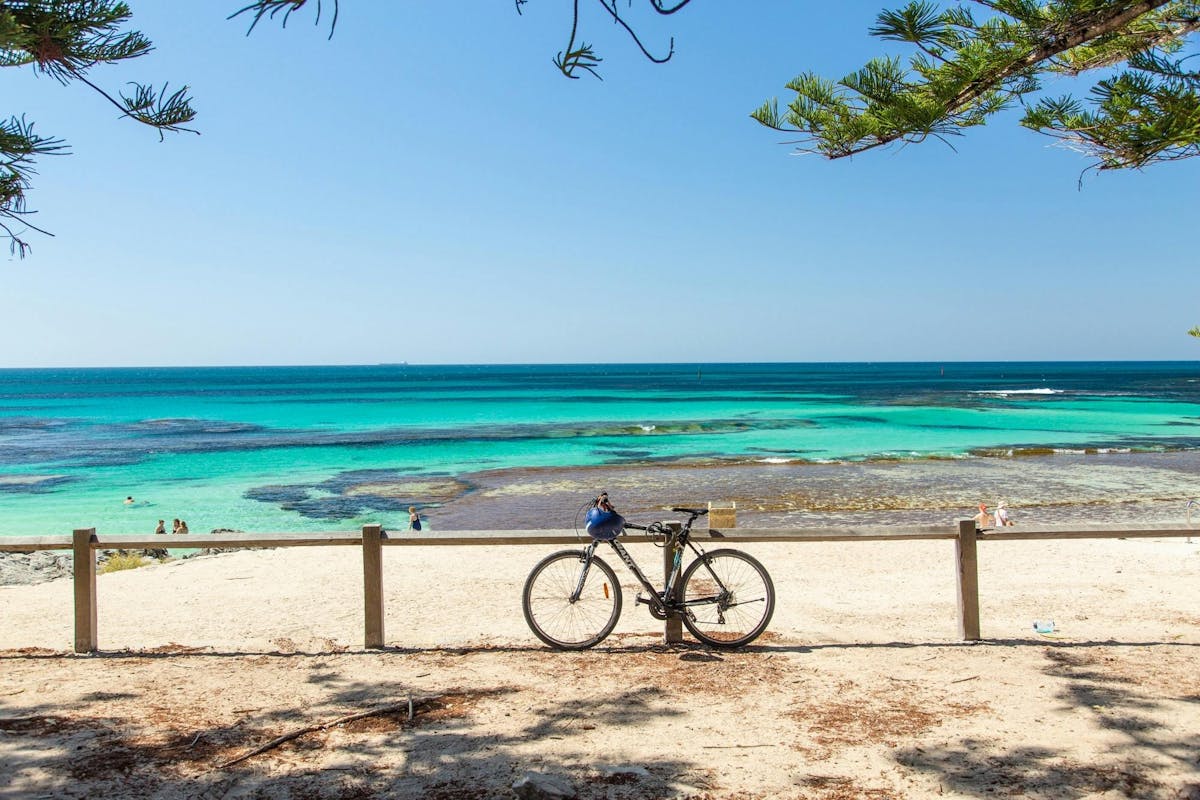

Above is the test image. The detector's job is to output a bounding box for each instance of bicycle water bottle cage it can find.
[584,507,625,541]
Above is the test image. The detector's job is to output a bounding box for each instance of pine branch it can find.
[0,2,197,256]
[228,0,339,39]
[551,0,677,79]
[755,0,1199,170]
[0,115,66,257]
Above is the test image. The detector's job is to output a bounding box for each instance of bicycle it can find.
[521,503,775,650]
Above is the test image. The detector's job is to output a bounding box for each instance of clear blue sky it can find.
[2,2,1197,367]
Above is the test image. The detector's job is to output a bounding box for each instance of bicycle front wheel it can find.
[680,549,775,648]
[522,549,622,650]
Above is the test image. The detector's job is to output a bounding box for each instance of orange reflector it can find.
[603,583,610,599]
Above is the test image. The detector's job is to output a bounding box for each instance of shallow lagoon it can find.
[1,362,1198,535]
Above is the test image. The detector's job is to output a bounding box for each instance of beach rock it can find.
[511,772,576,800]
[180,529,250,558]
[0,551,73,585]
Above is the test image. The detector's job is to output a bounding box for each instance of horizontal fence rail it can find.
[0,521,1194,653]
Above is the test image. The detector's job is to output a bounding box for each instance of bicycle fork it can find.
[569,541,601,603]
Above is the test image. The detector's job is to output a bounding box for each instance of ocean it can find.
[1,362,1198,536]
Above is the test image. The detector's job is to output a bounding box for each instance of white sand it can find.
[1,537,1198,798]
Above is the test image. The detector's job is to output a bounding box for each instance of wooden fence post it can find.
[362,524,384,648]
[956,519,981,641]
[664,522,683,644]
[73,528,97,654]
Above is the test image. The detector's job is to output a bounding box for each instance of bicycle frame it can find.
[569,520,732,619]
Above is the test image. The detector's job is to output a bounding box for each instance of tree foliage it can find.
[0,1,199,256]
[752,1,1200,172]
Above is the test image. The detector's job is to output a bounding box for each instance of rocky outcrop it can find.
[0,551,73,585]
[183,528,248,557]
[1,529,259,583]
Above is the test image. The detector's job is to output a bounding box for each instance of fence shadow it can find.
[3,635,1200,662]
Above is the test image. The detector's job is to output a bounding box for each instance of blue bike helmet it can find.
[584,506,625,541]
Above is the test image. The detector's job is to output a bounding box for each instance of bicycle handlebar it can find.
[623,520,669,534]
[612,508,707,540]
[671,507,708,517]
[623,509,706,530]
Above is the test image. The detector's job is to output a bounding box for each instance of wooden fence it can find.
[0,522,1194,653]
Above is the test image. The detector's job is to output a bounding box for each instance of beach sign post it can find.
[708,501,736,529]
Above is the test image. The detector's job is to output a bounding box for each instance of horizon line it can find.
[1,358,1199,371]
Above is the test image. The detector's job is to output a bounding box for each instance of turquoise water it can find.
[1,362,1199,535]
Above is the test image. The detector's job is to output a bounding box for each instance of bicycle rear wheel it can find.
[522,549,622,650]
[679,549,774,648]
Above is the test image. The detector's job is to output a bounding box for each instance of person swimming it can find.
[124,496,135,505]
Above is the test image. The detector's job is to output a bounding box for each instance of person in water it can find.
[124,496,135,505]
[154,520,166,535]
[973,503,993,528]
[177,520,190,535]
[994,501,1014,527]
[408,506,422,532]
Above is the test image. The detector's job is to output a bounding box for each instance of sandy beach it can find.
[2,536,1198,798]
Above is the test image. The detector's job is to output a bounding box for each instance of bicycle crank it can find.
[635,592,669,620]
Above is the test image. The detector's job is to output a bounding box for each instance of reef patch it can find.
[244,470,473,520]
[0,474,77,494]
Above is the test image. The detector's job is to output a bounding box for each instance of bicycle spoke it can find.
[680,549,774,647]
[523,550,622,649]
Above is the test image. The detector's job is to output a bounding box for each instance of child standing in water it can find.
[408,506,422,532]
